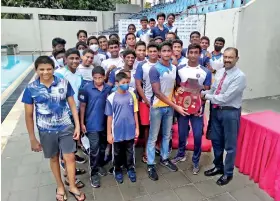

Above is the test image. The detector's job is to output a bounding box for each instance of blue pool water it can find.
[1,55,36,93]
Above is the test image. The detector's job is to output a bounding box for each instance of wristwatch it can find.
[212,69,217,74]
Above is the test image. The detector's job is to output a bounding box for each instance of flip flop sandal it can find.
[64,168,86,177]
[64,179,85,188]
[56,188,67,201]
[69,190,86,201]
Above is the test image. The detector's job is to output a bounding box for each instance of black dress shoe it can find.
[216,175,233,186]
[204,167,224,177]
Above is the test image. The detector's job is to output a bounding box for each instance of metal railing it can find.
[31,50,42,62]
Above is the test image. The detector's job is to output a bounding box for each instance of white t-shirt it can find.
[101,57,124,73]
[93,54,106,67]
[77,64,94,81]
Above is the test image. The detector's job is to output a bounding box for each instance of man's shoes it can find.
[147,165,158,181]
[127,168,137,182]
[114,171,123,184]
[204,167,224,177]
[216,175,233,186]
[171,155,187,164]
[90,173,100,188]
[160,159,178,172]
[97,167,107,177]
[108,167,114,175]
[192,164,200,175]
[75,155,86,164]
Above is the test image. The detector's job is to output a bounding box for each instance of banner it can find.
[118,15,205,48]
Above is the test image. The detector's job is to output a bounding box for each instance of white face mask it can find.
[90,44,99,52]
[57,58,64,67]
[79,50,84,56]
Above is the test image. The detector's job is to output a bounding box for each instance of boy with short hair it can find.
[172,44,211,175]
[125,33,137,50]
[50,37,66,69]
[77,30,88,43]
[136,17,151,45]
[87,36,107,67]
[22,56,85,201]
[76,41,88,57]
[151,13,169,40]
[77,49,95,87]
[101,39,124,80]
[108,49,136,87]
[135,42,159,163]
[165,13,178,34]
[133,41,147,71]
[166,32,177,42]
[105,72,139,184]
[121,24,137,48]
[97,35,110,59]
[53,49,66,69]
[149,18,156,28]
[200,36,210,51]
[147,41,188,181]
[79,66,112,188]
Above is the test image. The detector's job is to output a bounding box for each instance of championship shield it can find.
[175,78,203,114]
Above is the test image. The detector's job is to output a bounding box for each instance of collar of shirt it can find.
[36,75,59,87]
[91,82,110,91]
[211,51,223,60]
[225,66,238,75]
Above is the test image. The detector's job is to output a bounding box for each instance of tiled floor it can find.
[1,114,274,201]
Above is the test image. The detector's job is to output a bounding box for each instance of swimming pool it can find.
[1,55,37,93]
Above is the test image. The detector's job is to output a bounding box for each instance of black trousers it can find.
[86,131,107,175]
[113,139,135,172]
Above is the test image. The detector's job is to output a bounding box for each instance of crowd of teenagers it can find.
[22,12,246,201]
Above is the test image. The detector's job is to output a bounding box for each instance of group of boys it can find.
[23,12,246,201]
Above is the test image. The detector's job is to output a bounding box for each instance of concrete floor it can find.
[1,112,275,201]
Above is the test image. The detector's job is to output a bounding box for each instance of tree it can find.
[1,0,116,11]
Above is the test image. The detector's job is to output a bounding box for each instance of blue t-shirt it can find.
[149,62,176,107]
[22,76,74,132]
[105,91,138,142]
[151,26,169,40]
[79,82,112,132]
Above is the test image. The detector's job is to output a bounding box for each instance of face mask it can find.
[56,58,64,67]
[214,45,223,52]
[79,50,84,56]
[90,44,99,52]
[119,84,129,91]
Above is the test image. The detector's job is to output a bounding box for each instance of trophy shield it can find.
[175,78,203,114]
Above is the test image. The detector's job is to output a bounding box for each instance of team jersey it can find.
[22,76,73,131]
[135,60,156,102]
[149,62,176,107]
[176,64,212,87]
[210,52,224,71]
[105,91,138,142]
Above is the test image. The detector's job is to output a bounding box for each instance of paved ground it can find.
[1,111,275,201]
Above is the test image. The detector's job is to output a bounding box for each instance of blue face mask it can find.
[119,84,129,91]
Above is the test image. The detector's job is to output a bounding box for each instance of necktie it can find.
[213,72,227,108]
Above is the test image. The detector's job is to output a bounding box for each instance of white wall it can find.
[1,19,38,51]
[0,7,119,52]
[205,8,240,51]
[39,21,100,51]
[236,0,280,99]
